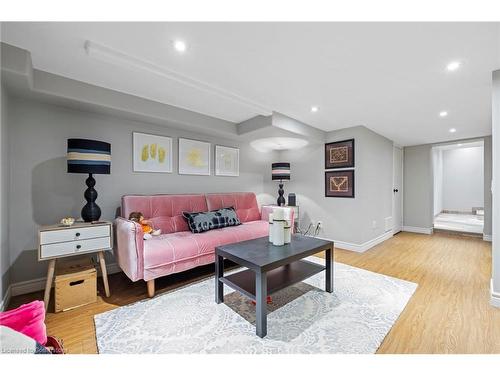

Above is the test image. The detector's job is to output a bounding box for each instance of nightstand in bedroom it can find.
[38,221,113,309]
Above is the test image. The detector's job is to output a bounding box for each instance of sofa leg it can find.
[147,279,155,298]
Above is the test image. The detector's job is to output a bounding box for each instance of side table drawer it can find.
[40,225,110,244]
[40,237,111,259]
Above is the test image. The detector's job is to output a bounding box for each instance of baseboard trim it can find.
[9,262,123,297]
[1,285,12,312]
[490,279,500,308]
[402,226,433,235]
[318,231,393,253]
[483,234,492,242]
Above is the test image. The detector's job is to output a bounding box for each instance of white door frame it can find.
[393,146,404,234]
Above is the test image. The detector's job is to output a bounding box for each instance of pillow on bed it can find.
[183,207,241,233]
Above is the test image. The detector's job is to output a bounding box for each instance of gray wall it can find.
[6,96,277,284]
[403,144,433,229]
[484,136,492,236]
[442,146,484,211]
[1,85,10,301]
[280,126,394,245]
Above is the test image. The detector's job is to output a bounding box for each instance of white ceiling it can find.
[2,22,499,146]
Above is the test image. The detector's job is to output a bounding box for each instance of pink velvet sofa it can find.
[114,192,285,297]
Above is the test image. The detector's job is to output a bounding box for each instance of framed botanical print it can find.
[178,138,211,175]
[133,132,173,173]
[215,145,239,177]
[325,170,355,198]
[325,138,355,169]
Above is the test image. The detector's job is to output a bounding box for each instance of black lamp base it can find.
[277,182,286,206]
[81,173,101,222]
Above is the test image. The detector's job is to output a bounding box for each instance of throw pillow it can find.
[0,300,47,346]
[183,207,241,233]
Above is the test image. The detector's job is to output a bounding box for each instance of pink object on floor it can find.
[115,192,294,284]
[0,300,47,345]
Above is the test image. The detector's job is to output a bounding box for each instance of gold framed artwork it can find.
[133,132,173,173]
[178,138,211,175]
[215,145,239,177]
[325,170,355,198]
[325,139,355,169]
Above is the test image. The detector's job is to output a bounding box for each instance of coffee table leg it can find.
[215,254,224,303]
[255,271,267,338]
[325,246,333,293]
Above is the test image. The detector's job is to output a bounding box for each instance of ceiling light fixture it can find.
[173,40,187,53]
[446,61,461,72]
[439,111,448,117]
[250,137,309,153]
[311,106,319,113]
[457,143,463,147]
[449,128,457,133]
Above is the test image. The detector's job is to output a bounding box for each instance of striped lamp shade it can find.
[67,139,111,174]
[272,162,291,180]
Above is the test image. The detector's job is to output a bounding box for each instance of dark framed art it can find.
[325,170,355,198]
[325,138,355,169]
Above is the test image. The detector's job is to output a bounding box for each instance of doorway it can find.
[432,140,484,234]
[393,146,403,234]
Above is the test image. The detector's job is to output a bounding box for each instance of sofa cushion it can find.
[183,207,241,233]
[143,220,269,270]
[205,193,260,223]
[121,194,208,234]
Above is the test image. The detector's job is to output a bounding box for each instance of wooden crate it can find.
[54,257,97,312]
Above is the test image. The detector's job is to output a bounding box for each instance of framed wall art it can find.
[133,132,173,173]
[325,138,355,169]
[215,145,239,177]
[325,170,355,198]
[178,138,211,175]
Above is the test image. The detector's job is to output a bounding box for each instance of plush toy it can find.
[129,212,162,239]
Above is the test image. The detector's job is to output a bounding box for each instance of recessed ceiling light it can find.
[439,111,448,117]
[173,40,187,53]
[311,106,319,113]
[446,61,461,71]
[449,128,457,133]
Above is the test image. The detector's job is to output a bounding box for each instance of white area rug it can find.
[94,257,417,353]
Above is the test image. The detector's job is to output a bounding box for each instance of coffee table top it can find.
[215,234,333,271]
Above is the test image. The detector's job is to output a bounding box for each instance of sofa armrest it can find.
[114,217,145,282]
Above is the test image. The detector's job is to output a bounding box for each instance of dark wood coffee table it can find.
[215,234,334,338]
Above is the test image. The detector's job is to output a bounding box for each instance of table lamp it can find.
[67,139,111,222]
[272,162,290,206]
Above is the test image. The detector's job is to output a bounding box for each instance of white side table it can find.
[38,221,113,310]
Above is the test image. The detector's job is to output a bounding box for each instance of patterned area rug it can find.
[94,257,417,353]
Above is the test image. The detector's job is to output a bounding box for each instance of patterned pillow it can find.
[183,207,241,233]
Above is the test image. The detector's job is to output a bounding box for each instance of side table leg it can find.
[98,251,111,297]
[255,271,267,338]
[43,259,56,310]
[325,246,333,293]
[215,254,224,303]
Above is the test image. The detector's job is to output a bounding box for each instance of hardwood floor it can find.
[8,231,500,354]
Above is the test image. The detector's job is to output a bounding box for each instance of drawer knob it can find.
[75,232,81,237]
[76,244,82,250]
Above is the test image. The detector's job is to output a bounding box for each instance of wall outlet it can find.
[372,220,378,229]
